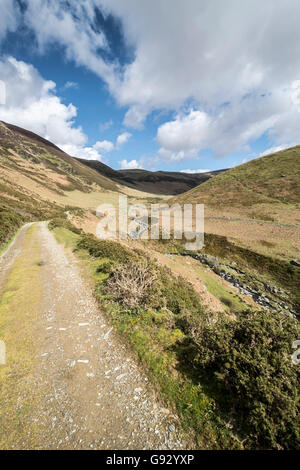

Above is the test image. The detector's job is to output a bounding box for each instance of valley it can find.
[0,121,299,450]
[2,0,300,455]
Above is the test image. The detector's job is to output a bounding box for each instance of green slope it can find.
[173,146,300,207]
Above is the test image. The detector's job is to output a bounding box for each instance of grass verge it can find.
[0,224,44,449]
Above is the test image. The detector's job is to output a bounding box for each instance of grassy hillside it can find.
[0,121,123,246]
[169,147,300,262]
[2,121,119,193]
[173,146,300,207]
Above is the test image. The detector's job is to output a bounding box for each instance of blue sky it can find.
[0,1,299,172]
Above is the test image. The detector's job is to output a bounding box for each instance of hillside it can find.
[0,121,126,245]
[168,147,300,263]
[77,157,226,195]
[2,121,120,193]
[173,146,300,207]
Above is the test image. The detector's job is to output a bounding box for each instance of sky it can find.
[0,0,300,172]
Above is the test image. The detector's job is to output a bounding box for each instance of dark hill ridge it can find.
[76,158,226,195]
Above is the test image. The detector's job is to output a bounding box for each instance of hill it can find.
[0,120,226,248]
[172,146,300,207]
[0,121,125,245]
[169,146,300,262]
[77,157,226,195]
[2,121,120,193]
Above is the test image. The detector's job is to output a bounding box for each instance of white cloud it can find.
[62,81,79,90]
[123,105,148,129]
[61,143,103,161]
[0,80,6,105]
[157,147,197,162]
[3,0,300,159]
[116,131,132,148]
[23,0,117,88]
[180,169,211,174]
[157,111,210,160]
[156,82,300,160]
[100,1,300,153]
[259,144,295,158]
[0,54,130,163]
[0,0,19,41]
[119,159,143,169]
[0,57,85,146]
[0,57,103,161]
[99,0,300,129]
[99,119,113,132]
[93,140,114,153]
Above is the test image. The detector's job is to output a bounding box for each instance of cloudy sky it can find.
[0,0,300,171]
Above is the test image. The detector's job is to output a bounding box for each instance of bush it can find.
[0,207,25,246]
[76,234,136,263]
[96,260,114,274]
[48,217,82,235]
[157,267,205,317]
[188,310,300,449]
[105,262,156,309]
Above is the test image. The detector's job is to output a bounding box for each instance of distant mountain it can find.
[77,158,226,195]
[172,146,300,207]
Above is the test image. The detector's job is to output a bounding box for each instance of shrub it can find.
[220,296,234,308]
[0,207,25,246]
[105,262,156,309]
[48,217,82,235]
[158,267,205,317]
[76,234,136,263]
[96,260,114,274]
[188,310,300,449]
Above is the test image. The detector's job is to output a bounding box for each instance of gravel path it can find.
[1,222,188,450]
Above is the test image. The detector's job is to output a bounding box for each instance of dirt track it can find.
[0,222,187,450]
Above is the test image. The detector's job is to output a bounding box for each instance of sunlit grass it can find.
[195,265,247,314]
[0,224,44,449]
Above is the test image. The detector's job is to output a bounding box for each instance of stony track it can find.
[0,222,188,450]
